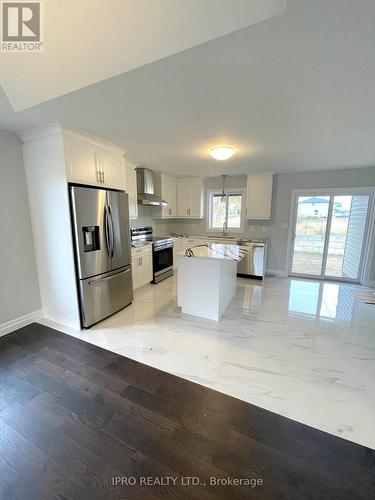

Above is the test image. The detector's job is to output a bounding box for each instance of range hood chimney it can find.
[135,167,167,207]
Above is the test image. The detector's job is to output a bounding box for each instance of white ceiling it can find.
[0,0,285,110]
[1,0,375,177]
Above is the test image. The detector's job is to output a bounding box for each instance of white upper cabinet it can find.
[152,175,204,219]
[177,178,204,218]
[65,132,126,190]
[189,179,204,217]
[246,174,273,219]
[161,175,177,218]
[66,135,101,185]
[100,149,125,190]
[125,161,138,219]
[177,180,190,217]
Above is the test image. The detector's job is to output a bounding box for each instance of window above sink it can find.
[207,188,245,233]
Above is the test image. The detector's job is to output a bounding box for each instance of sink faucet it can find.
[222,221,228,237]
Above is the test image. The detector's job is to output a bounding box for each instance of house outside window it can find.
[207,188,245,233]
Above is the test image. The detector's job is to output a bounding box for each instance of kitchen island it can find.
[177,244,247,321]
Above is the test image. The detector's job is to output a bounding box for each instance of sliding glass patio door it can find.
[289,192,371,282]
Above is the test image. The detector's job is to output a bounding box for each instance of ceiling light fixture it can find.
[210,146,235,161]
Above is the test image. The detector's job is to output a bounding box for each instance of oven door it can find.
[152,244,173,282]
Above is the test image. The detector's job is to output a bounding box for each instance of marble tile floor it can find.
[40,275,375,450]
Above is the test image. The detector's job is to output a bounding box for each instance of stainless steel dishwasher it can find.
[236,239,268,279]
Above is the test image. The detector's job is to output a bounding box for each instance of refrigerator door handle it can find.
[88,267,131,286]
[108,204,115,258]
[104,205,111,257]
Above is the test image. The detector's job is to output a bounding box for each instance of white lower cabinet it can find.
[132,245,153,290]
[173,238,181,269]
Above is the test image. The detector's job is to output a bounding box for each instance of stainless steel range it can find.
[131,226,174,283]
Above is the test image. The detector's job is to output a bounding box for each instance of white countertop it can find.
[173,234,269,243]
[178,243,247,262]
[174,235,236,242]
[131,241,153,248]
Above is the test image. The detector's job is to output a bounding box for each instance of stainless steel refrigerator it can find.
[69,185,133,328]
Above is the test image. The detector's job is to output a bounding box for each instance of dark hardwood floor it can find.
[0,323,374,499]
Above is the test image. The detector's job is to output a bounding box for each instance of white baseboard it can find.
[38,317,81,336]
[0,309,43,338]
[266,269,288,277]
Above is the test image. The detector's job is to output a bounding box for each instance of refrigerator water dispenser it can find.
[82,226,100,252]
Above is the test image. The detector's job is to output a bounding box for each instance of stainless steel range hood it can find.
[136,167,167,207]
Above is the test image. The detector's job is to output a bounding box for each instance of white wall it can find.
[167,167,375,275]
[0,130,41,327]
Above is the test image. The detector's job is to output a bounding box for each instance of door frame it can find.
[285,187,375,284]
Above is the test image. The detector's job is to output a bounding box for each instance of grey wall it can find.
[0,130,41,324]
[131,205,169,236]
[164,167,375,273]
